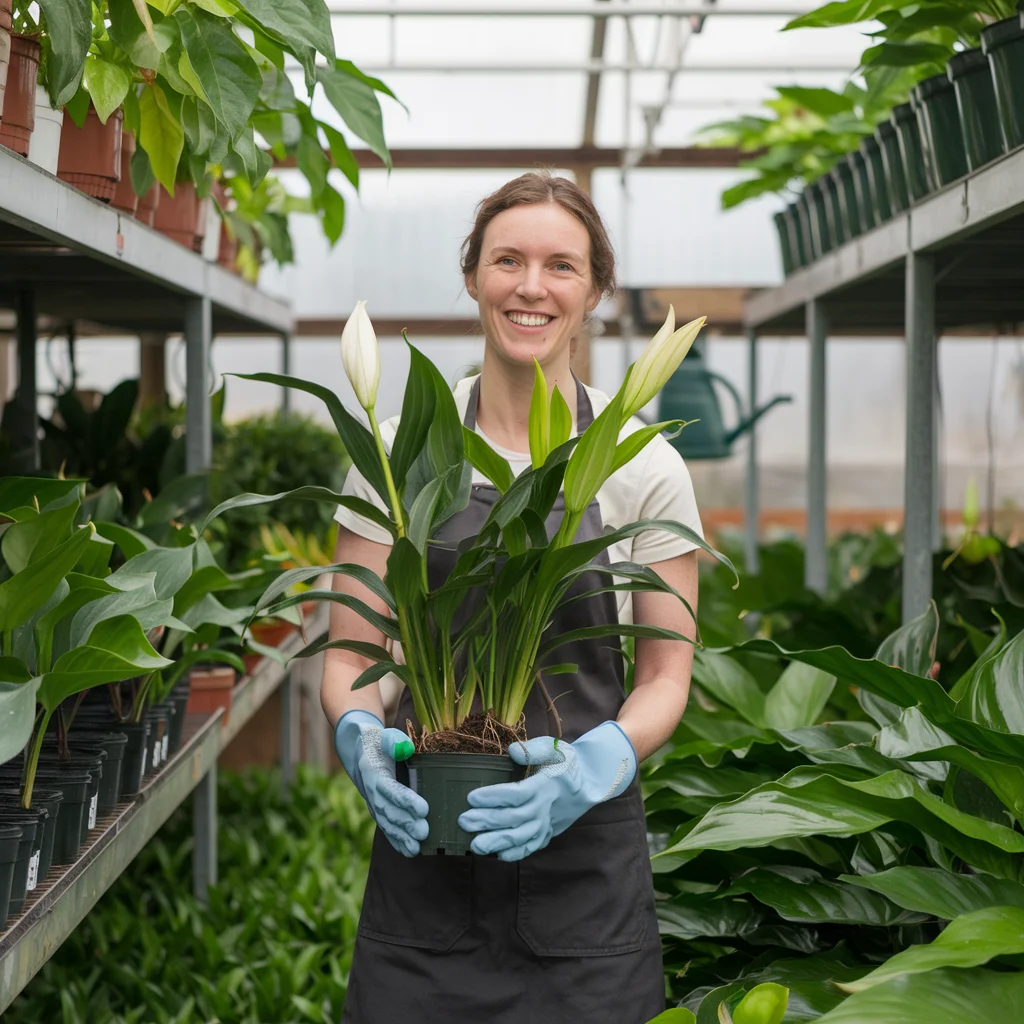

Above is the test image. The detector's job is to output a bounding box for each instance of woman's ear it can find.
[465,273,479,301]
[585,285,601,313]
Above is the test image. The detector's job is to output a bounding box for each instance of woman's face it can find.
[467,202,601,370]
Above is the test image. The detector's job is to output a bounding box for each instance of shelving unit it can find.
[0,609,328,1013]
[743,145,1024,620]
[0,146,293,472]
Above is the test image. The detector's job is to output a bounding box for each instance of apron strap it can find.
[462,373,595,433]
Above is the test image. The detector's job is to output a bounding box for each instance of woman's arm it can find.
[616,549,699,762]
[320,525,394,730]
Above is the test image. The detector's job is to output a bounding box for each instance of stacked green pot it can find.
[982,12,1024,152]
[949,47,1005,170]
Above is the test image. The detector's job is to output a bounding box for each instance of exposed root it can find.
[410,711,527,754]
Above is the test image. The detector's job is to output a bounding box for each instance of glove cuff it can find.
[334,709,384,776]
[575,720,638,802]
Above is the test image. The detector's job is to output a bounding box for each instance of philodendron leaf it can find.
[875,600,939,677]
[645,1010,697,1024]
[840,866,1024,920]
[839,906,1024,993]
[730,983,788,1024]
[816,967,1024,1024]
[0,660,40,766]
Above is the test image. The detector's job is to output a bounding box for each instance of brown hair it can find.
[460,171,617,298]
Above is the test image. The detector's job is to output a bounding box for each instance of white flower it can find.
[341,300,380,410]
[621,305,706,422]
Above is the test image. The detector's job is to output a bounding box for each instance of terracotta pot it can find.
[0,1,12,127]
[0,34,40,157]
[56,106,123,201]
[0,0,12,32]
[185,665,237,726]
[136,182,160,226]
[26,83,62,173]
[243,619,298,675]
[110,129,138,215]
[217,219,239,271]
[153,181,207,251]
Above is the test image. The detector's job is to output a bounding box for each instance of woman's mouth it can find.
[506,311,555,329]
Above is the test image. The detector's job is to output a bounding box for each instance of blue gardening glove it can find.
[457,721,637,861]
[334,710,429,857]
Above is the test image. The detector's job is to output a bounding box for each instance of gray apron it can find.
[341,377,664,1024]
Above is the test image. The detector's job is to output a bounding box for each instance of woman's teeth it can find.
[507,311,553,327]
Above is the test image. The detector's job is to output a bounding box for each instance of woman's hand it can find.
[457,721,637,861]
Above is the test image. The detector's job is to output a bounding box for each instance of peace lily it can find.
[341,300,380,411]
[621,305,706,423]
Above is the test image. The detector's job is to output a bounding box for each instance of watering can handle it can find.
[704,370,793,445]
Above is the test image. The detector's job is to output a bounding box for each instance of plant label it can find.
[89,792,99,830]
[27,850,40,890]
[141,746,148,776]
[153,741,161,768]
[162,734,169,761]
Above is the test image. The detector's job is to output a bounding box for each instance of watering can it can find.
[656,347,792,460]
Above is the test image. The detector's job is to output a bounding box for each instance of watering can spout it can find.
[724,395,793,446]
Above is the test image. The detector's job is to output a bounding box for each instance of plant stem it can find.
[22,709,50,810]
[367,409,406,538]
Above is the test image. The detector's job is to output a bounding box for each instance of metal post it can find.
[281,333,291,412]
[805,300,829,595]
[280,674,294,798]
[192,764,217,904]
[14,288,39,470]
[184,295,213,473]
[744,330,761,575]
[903,251,937,622]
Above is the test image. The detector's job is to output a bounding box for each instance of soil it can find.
[410,711,527,755]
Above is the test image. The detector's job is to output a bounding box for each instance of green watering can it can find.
[656,348,792,460]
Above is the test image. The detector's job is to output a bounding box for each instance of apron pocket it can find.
[516,803,648,957]
[358,830,472,951]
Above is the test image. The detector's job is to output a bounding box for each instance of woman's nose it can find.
[516,264,547,300]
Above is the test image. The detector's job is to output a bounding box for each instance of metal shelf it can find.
[0,609,328,1012]
[746,145,1024,335]
[0,146,292,336]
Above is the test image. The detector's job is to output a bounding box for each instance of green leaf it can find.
[83,57,132,124]
[138,83,185,193]
[610,420,686,476]
[645,1010,697,1024]
[175,5,262,140]
[119,545,196,600]
[954,629,1024,735]
[297,132,329,199]
[463,428,514,494]
[861,40,952,70]
[775,86,855,117]
[1,500,79,574]
[840,866,1024,920]
[37,0,92,106]
[0,477,82,513]
[317,62,391,169]
[321,123,359,189]
[406,477,444,555]
[319,185,345,245]
[549,385,572,450]
[692,650,765,727]
[390,341,437,490]
[841,906,1024,992]
[732,983,789,1024]
[875,600,939,677]
[0,664,40,766]
[94,521,156,560]
[563,392,625,514]
[783,1,898,32]
[232,0,335,66]
[0,526,95,633]
[762,661,836,730]
[38,615,173,712]
[68,574,171,649]
[253,562,394,616]
[108,0,163,70]
[528,360,551,471]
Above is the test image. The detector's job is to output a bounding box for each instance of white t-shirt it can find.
[335,376,703,625]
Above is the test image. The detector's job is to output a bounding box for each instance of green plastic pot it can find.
[805,180,833,257]
[847,151,876,232]
[860,136,893,223]
[831,161,863,238]
[949,47,1005,171]
[772,212,794,275]
[892,102,932,202]
[876,121,910,213]
[784,202,807,269]
[794,192,815,263]
[0,823,22,926]
[406,753,526,856]
[981,13,1024,152]
[914,74,969,188]
[822,173,847,247]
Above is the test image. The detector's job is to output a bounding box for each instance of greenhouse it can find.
[1,1,1023,1022]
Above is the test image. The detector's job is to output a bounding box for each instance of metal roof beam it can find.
[582,0,612,150]
[325,3,806,16]
[354,61,853,73]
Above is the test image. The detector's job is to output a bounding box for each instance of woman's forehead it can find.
[482,203,591,259]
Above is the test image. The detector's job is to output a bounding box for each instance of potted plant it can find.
[0,14,38,155]
[0,0,11,125]
[982,5,1024,151]
[203,304,737,854]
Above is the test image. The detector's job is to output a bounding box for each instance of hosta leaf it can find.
[840,865,1024,920]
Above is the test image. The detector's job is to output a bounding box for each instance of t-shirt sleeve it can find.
[334,464,393,546]
[630,433,704,564]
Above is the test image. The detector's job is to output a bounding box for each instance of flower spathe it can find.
[621,305,706,423]
[341,300,380,411]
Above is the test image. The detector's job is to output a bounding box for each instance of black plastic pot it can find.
[0,769,91,866]
[892,102,932,202]
[981,14,1024,152]
[0,787,63,884]
[806,179,833,257]
[914,74,969,188]
[773,212,795,275]
[54,732,126,815]
[169,679,191,754]
[144,706,168,777]
[155,699,177,762]
[822,173,847,247]
[119,720,151,798]
[784,202,807,269]
[949,47,1006,171]
[860,136,893,223]
[0,823,22,925]
[38,751,105,844]
[794,192,815,264]
[876,121,910,214]
[831,161,863,239]
[406,753,526,856]
[0,809,41,915]
[847,151,876,232]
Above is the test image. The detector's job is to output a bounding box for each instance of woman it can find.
[322,172,702,1024]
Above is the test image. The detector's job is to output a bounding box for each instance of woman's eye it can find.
[553,262,573,272]
[500,257,517,267]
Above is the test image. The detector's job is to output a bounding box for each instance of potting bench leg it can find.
[744,329,761,576]
[280,673,294,799]
[805,299,829,595]
[193,764,218,905]
[281,333,292,413]
[15,288,39,471]
[903,251,937,623]
[184,295,213,474]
